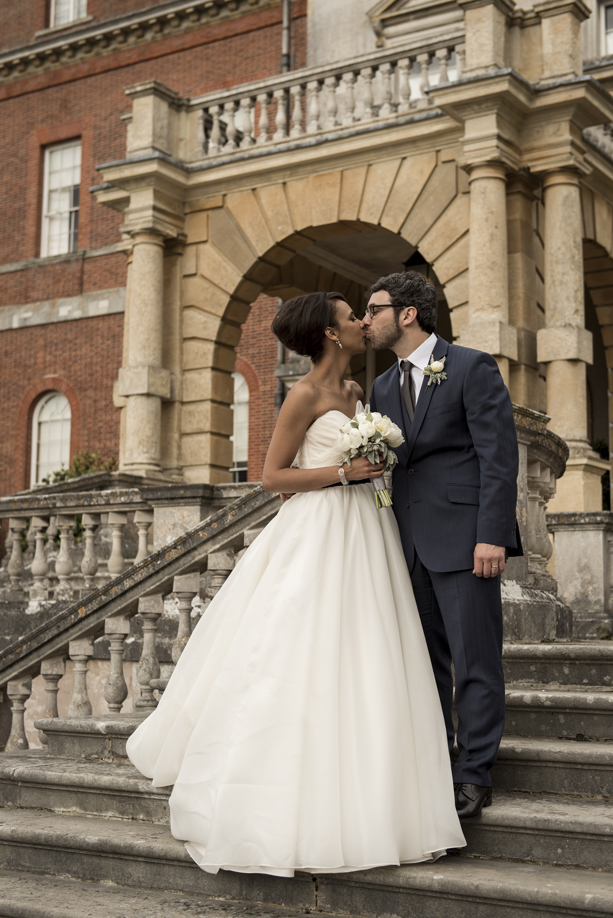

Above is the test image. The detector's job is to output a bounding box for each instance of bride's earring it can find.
[336,340,343,349]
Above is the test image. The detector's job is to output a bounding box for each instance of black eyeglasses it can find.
[365,305,406,319]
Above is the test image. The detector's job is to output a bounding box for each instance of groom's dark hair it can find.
[370,271,438,335]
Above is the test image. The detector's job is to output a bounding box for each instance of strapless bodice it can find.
[295,410,348,470]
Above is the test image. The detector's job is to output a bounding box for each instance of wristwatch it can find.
[338,467,348,486]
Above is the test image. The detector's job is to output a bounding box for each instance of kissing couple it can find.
[128,271,521,877]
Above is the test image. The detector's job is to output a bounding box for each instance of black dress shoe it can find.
[455,783,492,820]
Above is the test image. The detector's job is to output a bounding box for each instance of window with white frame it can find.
[604,2,613,54]
[230,372,249,483]
[41,140,81,258]
[51,0,87,27]
[31,392,72,487]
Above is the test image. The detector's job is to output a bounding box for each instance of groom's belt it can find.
[324,478,371,489]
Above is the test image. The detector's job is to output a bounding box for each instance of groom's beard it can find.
[367,319,403,352]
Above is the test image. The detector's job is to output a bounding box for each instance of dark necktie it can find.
[400,359,415,423]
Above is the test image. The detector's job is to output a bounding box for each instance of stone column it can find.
[537,169,608,511]
[507,175,540,409]
[117,231,171,476]
[460,162,518,385]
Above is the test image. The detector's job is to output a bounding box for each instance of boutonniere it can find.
[423,355,447,387]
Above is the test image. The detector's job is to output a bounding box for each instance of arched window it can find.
[30,392,71,487]
[230,372,249,483]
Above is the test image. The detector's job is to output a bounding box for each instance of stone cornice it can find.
[0,0,282,86]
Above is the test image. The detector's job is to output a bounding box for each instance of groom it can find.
[365,271,521,820]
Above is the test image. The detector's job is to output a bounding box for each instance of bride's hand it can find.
[344,457,385,480]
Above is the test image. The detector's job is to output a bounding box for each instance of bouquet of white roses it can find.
[336,406,404,509]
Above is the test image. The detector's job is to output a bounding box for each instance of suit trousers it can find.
[410,554,506,787]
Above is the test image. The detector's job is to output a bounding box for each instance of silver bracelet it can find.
[338,467,349,486]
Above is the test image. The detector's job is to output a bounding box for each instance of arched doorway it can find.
[180,158,468,482]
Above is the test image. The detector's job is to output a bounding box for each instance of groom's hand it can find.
[473,543,505,578]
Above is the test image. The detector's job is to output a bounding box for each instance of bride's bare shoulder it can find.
[348,380,364,401]
[280,379,320,418]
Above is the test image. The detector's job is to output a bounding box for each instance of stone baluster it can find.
[223,100,238,151]
[527,461,556,570]
[80,513,100,590]
[379,62,394,117]
[135,594,163,711]
[324,76,338,129]
[104,616,130,713]
[456,43,465,79]
[172,572,200,663]
[134,510,154,565]
[289,84,303,137]
[239,96,255,147]
[342,72,356,125]
[55,514,75,600]
[46,516,59,590]
[436,47,449,84]
[107,512,128,578]
[29,516,50,600]
[208,104,222,154]
[397,58,411,113]
[306,80,321,133]
[273,88,288,141]
[417,52,431,103]
[38,656,66,745]
[256,92,270,144]
[360,67,374,121]
[7,518,27,592]
[206,550,235,600]
[7,678,32,751]
[24,523,36,567]
[197,108,206,153]
[68,637,95,716]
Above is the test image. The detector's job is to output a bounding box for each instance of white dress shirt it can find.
[398,332,438,404]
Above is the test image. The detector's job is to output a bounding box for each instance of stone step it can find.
[34,713,147,761]
[0,751,170,824]
[494,736,613,797]
[503,642,613,687]
[461,792,613,871]
[0,869,351,918]
[1,809,612,918]
[504,686,613,739]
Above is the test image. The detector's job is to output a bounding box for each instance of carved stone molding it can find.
[0,0,281,86]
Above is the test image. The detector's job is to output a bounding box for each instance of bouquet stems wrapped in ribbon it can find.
[335,405,405,509]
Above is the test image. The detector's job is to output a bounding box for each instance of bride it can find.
[127,291,465,877]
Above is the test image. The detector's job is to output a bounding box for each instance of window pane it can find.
[231,372,249,468]
[33,392,71,485]
[42,141,81,257]
[606,4,613,31]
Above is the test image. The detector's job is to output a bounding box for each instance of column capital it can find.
[465,161,510,182]
[542,168,583,190]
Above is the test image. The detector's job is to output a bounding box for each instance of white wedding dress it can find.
[127,409,466,877]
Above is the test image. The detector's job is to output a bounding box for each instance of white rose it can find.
[348,428,363,449]
[370,412,382,421]
[338,433,352,452]
[358,420,376,439]
[374,416,392,437]
[429,359,445,374]
[355,412,367,425]
[387,425,405,448]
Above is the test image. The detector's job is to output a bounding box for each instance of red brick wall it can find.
[0,314,123,496]
[236,294,280,482]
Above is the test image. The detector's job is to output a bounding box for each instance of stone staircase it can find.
[0,641,611,917]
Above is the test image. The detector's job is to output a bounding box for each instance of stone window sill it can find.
[34,16,94,39]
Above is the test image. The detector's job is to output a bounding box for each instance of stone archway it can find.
[180,156,470,482]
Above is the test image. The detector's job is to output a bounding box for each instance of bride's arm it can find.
[262,384,383,494]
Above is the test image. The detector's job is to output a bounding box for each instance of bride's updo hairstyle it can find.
[271,292,346,363]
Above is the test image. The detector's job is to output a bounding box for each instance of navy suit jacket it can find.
[370,336,521,572]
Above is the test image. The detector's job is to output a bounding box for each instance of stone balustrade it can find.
[502,406,571,642]
[3,524,266,752]
[195,42,462,158]
[0,489,153,603]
